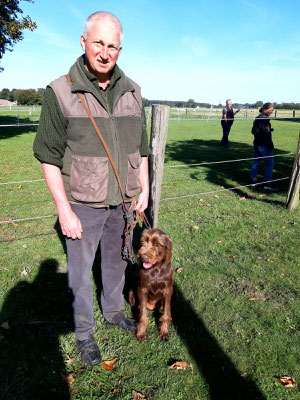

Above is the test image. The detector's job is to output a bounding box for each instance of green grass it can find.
[0,112,299,400]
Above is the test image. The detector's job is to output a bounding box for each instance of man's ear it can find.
[80,35,85,51]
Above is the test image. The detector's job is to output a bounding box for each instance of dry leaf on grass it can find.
[22,244,28,249]
[193,226,199,230]
[217,241,222,244]
[240,197,246,201]
[248,298,256,301]
[65,355,75,366]
[102,357,117,370]
[1,322,10,329]
[21,269,28,276]
[61,371,75,384]
[176,268,183,273]
[258,194,266,197]
[169,361,187,370]
[278,376,296,387]
[131,389,147,399]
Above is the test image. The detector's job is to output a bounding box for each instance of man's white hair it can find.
[83,11,123,44]
[226,99,232,105]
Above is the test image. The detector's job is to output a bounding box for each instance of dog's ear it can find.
[163,235,173,264]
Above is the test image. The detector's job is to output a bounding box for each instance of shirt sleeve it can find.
[33,87,68,168]
[139,106,150,157]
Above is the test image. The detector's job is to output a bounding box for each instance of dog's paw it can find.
[160,331,169,341]
[136,333,147,342]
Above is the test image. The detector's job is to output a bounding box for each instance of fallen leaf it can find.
[193,225,199,230]
[278,376,296,388]
[21,269,28,276]
[65,355,75,366]
[1,322,10,330]
[232,255,237,259]
[61,371,75,384]
[199,198,204,202]
[131,390,147,399]
[258,194,266,197]
[3,267,8,271]
[248,298,256,301]
[248,193,256,197]
[169,361,187,370]
[217,241,222,244]
[214,195,219,198]
[206,203,211,207]
[17,185,22,189]
[240,197,246,201]
[22,244,28,249]
[282,226,286,229]
[176,268,183,273]
[102,357,117,370]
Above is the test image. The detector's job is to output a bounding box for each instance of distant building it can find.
[0,99,16,106]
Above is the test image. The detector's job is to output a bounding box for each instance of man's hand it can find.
[42,163,83,239]
[135,156,149,213]
[58,208,83,239]
[135,189,149,212]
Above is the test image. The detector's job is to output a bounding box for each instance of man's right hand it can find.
[58,208,83,239]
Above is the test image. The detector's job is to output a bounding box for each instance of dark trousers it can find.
[220,121,232,146]
[66,203,128,340]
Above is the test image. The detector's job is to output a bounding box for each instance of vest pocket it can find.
[70,155,108,202]
[125,152,142,197]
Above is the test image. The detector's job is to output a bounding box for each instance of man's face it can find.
[80,19,122,80]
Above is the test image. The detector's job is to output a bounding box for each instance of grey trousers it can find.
[66,203,128,340]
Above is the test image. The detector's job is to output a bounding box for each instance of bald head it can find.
[83,11,123,43]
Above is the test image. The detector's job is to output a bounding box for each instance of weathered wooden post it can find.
[286,134,300,210]
[147,104,170,227]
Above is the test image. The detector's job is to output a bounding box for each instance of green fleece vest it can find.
[49,58,145,207]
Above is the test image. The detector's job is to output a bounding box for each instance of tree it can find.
[0,0,37,71]
[255,101,263,108]
[0,88,11,99]
[186,99,196,108]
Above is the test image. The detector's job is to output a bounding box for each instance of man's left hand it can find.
[135,189,149,212]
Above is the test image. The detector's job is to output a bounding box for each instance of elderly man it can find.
[33,11,149,366]
[220,99,240,147]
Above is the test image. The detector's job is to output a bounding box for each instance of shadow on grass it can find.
[0,259,71,400]
[0,117,37,140]
[165,139,294,206]
[172,284,266,400]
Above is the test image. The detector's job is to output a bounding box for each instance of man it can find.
[220,99,240,147]
[33,11,149,366]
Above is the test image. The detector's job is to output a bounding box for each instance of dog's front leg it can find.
[136,288,148,342]
[159,288,173,341]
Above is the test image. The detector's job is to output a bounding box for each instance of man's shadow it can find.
[0,259,71,400]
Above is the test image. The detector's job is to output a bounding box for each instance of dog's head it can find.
[137,228,173,269]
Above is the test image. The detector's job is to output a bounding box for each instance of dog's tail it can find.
[128,289,135,306]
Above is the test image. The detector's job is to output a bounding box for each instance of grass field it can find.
[0,110,299,400]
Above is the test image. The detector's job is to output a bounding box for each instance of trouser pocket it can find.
[70,155,108,202]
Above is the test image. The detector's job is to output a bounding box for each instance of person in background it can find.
[220,99,240,147]
[250,102,277,191]
[33,11,149,366]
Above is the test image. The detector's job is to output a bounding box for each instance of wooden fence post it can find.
[147,104,170,228]
[286,134,300,210]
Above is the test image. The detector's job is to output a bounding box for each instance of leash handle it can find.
[65,74,134,212]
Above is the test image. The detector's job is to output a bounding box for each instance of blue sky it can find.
[1,0,299,104]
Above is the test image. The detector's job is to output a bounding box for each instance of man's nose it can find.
[100,45,109,60]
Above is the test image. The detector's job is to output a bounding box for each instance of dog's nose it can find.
[140,254,149,262]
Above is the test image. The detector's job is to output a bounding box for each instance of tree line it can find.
[1,89,299,110]
[143,98,300,110]
[0,88,45,105]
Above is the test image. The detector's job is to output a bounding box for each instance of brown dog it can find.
[129,228,174,341]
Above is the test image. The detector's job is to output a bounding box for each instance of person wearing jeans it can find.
[250,102,277,190]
